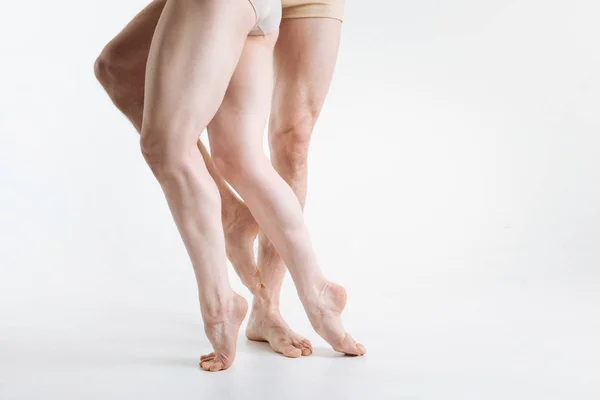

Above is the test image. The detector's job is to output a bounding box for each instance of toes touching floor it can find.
[200,280,365,372]
[95,0,362,373]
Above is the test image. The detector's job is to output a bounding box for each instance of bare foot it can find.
[246,300,313,358]
[223,201,260,288]
[199,292,248,372]
[222,202,311,358]
[301,281,366,356]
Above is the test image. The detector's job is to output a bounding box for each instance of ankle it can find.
[200,292,236,323]
[252,289,280,311]
[248,280,275,303]
[296,277,329,304]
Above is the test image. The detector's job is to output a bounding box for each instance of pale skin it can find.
[95,0,365,371]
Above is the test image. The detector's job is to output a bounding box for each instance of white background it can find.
[1,0,599,399]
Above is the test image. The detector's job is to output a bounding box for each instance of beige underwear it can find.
[282,0,345,21]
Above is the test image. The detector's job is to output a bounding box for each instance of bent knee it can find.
[211,151,251,184]
[140,127,189,178]
[94,45,120,87]
[94,41,142,90]
[270,114,316,163]
[211,147,267,187]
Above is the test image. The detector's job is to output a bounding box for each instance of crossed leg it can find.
[94,0,306,357]
[95,0,365,357]
[246,18,345,355]
[206,24,366,358]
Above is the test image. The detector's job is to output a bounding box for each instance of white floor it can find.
[1,246,598,400]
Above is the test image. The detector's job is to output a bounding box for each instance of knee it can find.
[94,43,139,107]
[270,114,316,168]
[211,145,265,187]
[140,129,221,207]
[140,127,188,180]
[94,45,120,88]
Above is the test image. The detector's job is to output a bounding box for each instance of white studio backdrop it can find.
[0,1,599,399]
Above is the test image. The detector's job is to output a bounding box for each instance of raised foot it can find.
[200,293,248,372]
[246,301,313,358]
[303,281,366,356]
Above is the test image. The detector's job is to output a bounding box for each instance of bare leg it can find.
[94,0,311,357]
[246,18,347,354]
[208,24,366,356]
[139,0,256,372]
[94,0,261,293]
[93,2,363,356]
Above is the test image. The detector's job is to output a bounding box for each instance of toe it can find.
[201,359,225,372]
[200,352,215,361]
[200,360,212,371]
[281,344,302,358]
[200,355,216,365]
[335,333,366,356]
[355,343,367,355]
[209,361,224,372]
[300,347,312,356]
[297,339,313,356]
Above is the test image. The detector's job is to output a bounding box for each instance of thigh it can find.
[269,18,342,132]
[142,0,255,147]
[207,33,278,161]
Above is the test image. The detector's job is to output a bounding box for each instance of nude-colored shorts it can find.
[281,0,346,22]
